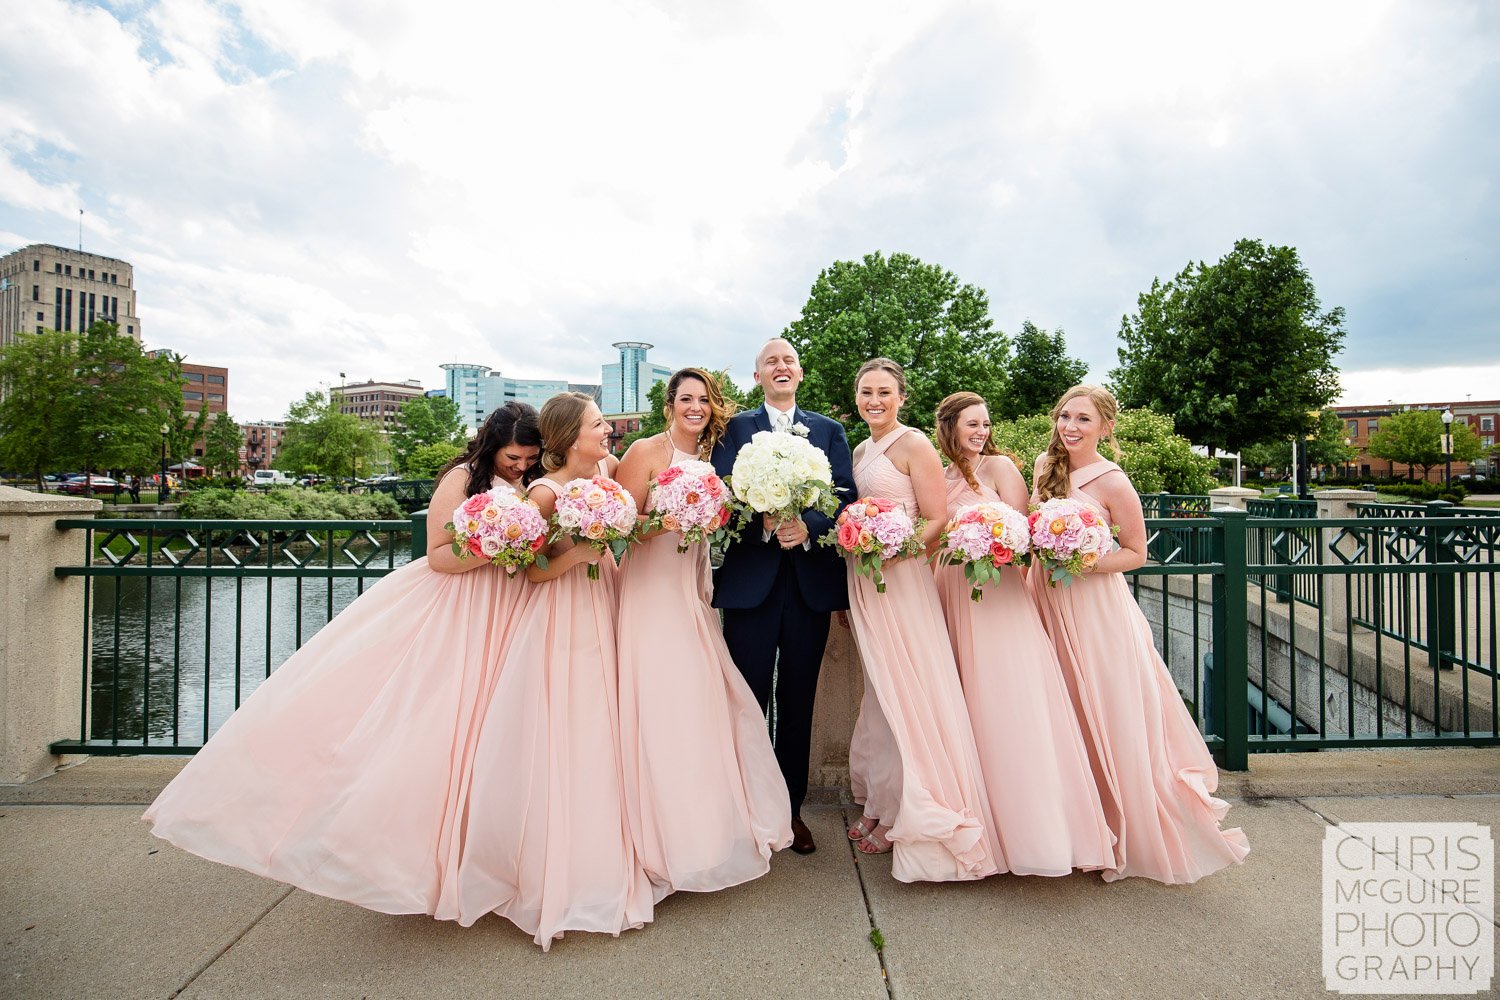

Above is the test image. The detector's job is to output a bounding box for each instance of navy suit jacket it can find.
[710,404,855,613]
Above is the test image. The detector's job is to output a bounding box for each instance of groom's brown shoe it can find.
[790,816,816,854]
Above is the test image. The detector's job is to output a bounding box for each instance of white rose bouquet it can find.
[728,430,840,530]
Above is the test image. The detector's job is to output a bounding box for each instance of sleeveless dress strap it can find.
[1070,460,1122,492]
[529,477,565,498]
[855,425,917,478]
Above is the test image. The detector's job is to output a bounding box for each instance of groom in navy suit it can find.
[712,338,855,854]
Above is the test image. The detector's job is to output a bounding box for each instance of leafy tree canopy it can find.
[1368,408,1484,481]
[989,408,1219,495]
[1111,238,1345,455]
[279,390,384,479]
[405,441,464,479]
[391,396,467,474]
[784,251,1010,444]
[203,412,243,478]
[1241,408,1357,478]
[994,321,1090,419]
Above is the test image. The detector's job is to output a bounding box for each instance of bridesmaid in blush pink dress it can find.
[614,368,791,899]
[842,359,998,882]
[144,403,547,923]
[1027,385,1250,884]
[932,392,1115,876]
[453,392,654,949]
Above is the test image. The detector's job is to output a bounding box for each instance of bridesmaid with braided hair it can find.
[1027,384,1249,884]
[933,392,1114,877]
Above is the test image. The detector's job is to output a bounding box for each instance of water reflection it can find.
[88,551,413,746]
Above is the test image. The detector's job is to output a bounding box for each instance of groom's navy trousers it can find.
[711,405,855,817]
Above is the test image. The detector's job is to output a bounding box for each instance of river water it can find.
[87,549,413,747]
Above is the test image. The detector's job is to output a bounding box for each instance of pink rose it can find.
[657,465,684,486]
[838,520,861,551]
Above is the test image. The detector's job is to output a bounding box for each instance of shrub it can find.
[1374,482,1467,504]
[178,487,404,520]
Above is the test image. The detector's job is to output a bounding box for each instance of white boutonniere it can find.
[790,422,811,437]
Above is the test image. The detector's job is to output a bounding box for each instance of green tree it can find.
[995,321,1089,419]
[1240,408,1357,479]
[203,412,244,477]
[1367,409,1445,481]
[783,251,1010,444]
[66,323,183,489]
[988,408,1218,495]
[391,396,467,474]
[618,369,752,453]
[0,329,78,489]
[1451,420,1483,466]
[1111,238,1346,455]
[405,441,465,479]
[280,390,383,480]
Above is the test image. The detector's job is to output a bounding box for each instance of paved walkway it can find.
[3,750,1498,1000]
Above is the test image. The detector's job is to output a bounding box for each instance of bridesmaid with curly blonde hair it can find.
[1028,384,1249,884]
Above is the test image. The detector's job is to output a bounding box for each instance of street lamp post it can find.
[1344,437,1353,482]
[1441,407,1454,486]
[159,423,171,503]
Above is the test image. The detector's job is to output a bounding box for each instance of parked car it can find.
[250,469,295,487]
[296,475,327,487]
[57,475,124,495]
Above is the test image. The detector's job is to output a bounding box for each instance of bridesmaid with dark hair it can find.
[1027,384,1249,884]
[841,359,998,881]
[932,391,1114,877]
[145,402,548,921]
[614,368,791,899]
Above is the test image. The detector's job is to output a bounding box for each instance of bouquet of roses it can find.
[934,500,1031,602]
[820,496,924,593]
[445,486,551,574]
[552,474,639,579]
[728,430,840,530]
[1028,497,1118,588]
[648,459,737,553]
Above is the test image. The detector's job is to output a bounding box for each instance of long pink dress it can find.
[846,426,999,883]
[452,471,655,949]
[1029,460,1251,884]
[616,442,792,898]
[935,465,1116,876]
[144,476,534,924]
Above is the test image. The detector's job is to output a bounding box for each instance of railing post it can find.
[410,508,428,562]
[1208,486,1258,512]
[0,486,100,784]
[1210,508,1250,770]
[1424,500,1457,673]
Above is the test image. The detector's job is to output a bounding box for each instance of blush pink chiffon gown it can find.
[144,476,539,925]
[935,461,1115,876]
[846,426,999,883]
[615,442,792,898]
[450,471,654,949]
[1028,459,1250,884]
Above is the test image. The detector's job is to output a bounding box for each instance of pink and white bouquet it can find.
[820,496,925,593]
[649,460,736,553]
[445,486,550,574]
[1027,497,1118,588]
[934,500,1031,602]
[728,430,840,530]
[552,474,639,579]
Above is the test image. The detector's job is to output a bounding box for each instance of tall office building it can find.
[600,341,672,415]
[0,244,144,348]
[441,363,598,431]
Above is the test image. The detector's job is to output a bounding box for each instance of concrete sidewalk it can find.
[3,750,1498,1000]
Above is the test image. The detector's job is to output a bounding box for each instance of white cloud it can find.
[1,0,1495,423]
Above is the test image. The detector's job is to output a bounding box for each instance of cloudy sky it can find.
[2,0,1496,421]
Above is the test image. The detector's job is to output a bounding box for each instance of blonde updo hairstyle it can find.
[936,391,1001,490]
[538,391,597,473]
[663,367,735,458]
[1035,384,1123,502]
[854,357,908,413]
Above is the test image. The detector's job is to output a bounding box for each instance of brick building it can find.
[1333,399,1499,480]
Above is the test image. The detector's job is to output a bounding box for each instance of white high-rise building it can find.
[0,243,144,348]
[441,363,598,431]
[600,342,672,415]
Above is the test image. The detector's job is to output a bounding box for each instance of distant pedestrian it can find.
[127,475,142,504]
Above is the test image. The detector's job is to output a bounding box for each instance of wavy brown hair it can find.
[538,392,597,474]
[1035,384,1122,502]
[440,401,542,495]
[664,367,735,458]
[935,391,1000,490]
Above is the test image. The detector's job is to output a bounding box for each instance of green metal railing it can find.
[49,508,1500,766]
[364,479,436,512]
[1246,496,1320,606]
[51,517,417,754]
